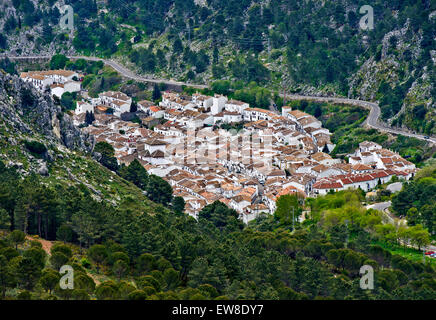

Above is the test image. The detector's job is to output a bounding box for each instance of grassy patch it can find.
[373,240,436,267]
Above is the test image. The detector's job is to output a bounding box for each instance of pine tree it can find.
[130,101,138,113]
[119,159,148,190]
[152,83,162,101]
[213,46,219,64]
[0,255,13,298]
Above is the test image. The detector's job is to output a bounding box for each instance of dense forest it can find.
[1,156,435,300]
[392,165,436,235]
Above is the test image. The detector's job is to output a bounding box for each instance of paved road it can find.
[284,95,436,145]
[366,201,392,212]
[366,201,395,223]
[387,182,403,193]
[3,54,435,144]
[3,54,208,90]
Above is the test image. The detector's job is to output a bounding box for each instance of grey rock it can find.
[0,72,95,154]
[38,163,49,176]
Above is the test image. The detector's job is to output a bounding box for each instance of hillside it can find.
[0,70,160,211]
[1,2,436,302]
[0,0,434,135]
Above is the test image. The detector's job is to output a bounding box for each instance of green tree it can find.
[163,268,180,290]
[74,273,96,293]
[130,100,138,113]
[17,257,42,290]
[173,38,183,54]
[61,92,76,110]
[172,196,185,215]
[146,175,173,206]
[406,207,420,226]
[50,54,69,69]
[119,159,149,190]
[152,83,162,101]
[95,281,119,300]
[42,19,53,43]
[56,224,73,243]
[71,212,101,248]
[50,252,69,270]
[51,244,72,259]
[23,247,47,270]
[10,230,25,249]
[136,253,155,274]
[128,290,147,300]
[71,289,90,300]
[88,244,108,272]
[39,269,60,294]
[113,260,129,281]
[409,225,431,250]
[0,255,13,298]
[198,201,242,230]
[0,208,11,230]
[94,142,119,172]
[274,194,301,228]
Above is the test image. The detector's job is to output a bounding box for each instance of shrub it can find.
[24,140,47,155]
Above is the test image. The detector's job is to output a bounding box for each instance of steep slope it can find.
[0,70,156,209]
[0,0,434,133]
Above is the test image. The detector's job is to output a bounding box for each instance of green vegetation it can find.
[58,0,433,91]
[94,142,119,172]
[60,92,77,111]
[0,58,17,75]
[287,100,368,134]
[392,164,436,235]
[1,153,435,300]
[284,100,432,164]
[23,140,47,157]
[49,54,68,70]
[3,0,435,134]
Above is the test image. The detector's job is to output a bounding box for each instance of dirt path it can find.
[26,236,53,255]
[26,236,101,284]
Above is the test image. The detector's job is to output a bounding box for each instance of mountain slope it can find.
[1,0,434,135]
[0,72,435,301]
[0,70,157,210]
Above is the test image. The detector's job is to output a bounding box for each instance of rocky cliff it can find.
[0,70,94,150]
[0,70,94,176]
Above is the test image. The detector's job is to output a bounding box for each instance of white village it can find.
[21,70,417,224]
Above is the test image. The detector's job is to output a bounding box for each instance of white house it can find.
[97,91,132,117]
[75,101,94,114]
[211,95,228,115]
[222,111,243,123]
[243,108,272,122]
[63,81,81,93]
[281,106,292,117]
[50,84,65,98]
[192,93,214,110]
[21,73,53,91]
[225,100,249,114]
[143,138,166,154]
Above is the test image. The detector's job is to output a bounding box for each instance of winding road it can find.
[3,54,435,144]
[284,95,436,145]
[365,201,436,252]
[366,201,396,224]
[3,54,208,90]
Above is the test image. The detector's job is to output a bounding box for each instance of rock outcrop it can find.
[0,71,94,153]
